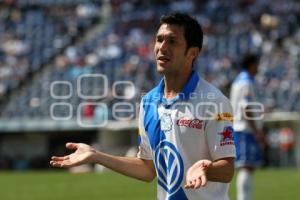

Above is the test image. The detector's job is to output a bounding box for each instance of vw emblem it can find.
[155,141,184,195]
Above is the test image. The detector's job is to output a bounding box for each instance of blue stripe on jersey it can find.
[180,70,199,100]
[142,89,188,200]
[170,188,189,200]
[143,89,164,149]
[157,70,200,104]
[142,70,200,148]
[141,70,200,200]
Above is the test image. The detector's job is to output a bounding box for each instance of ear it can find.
[187,47,200,60]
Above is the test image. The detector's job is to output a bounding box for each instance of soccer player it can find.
[230,54,264,200]
[50,12,236,200]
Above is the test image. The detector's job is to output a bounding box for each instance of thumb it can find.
[201,174,208,187]
[66,142,78,150]
[203,160,212,167]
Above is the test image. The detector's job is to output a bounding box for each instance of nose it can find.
[158,40,168,53]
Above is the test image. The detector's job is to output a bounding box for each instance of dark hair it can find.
[159,12,203,51]
[241,54,259,70]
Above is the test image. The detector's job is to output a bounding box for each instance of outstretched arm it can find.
[50,143,156,182]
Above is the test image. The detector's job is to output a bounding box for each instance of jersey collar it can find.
[157,70,199,107]
[239,71,255,82]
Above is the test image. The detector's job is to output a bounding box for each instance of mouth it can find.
[157,55,171,63]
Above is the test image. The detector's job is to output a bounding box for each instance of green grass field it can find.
[0,169,299,200]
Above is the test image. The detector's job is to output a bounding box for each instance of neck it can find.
[163,68,192,100]
[246,70,255,77]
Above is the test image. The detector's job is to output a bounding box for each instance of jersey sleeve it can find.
[136,100,153,160]
[205,96,236,161]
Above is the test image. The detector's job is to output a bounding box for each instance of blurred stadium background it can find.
[0,0,299,199]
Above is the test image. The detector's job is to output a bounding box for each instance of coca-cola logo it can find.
[176,118,203,129]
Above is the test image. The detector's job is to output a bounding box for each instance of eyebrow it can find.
[156,34,178,40]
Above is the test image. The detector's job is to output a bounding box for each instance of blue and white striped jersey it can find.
[137,71,236,200]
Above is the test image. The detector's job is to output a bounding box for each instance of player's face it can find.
[154,24,189,75]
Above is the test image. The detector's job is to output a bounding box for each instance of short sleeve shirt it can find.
[137,71,236,200]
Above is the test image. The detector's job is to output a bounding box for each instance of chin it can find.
[157,63,170,74]
[156,65,165,73]
[157,68,165,74]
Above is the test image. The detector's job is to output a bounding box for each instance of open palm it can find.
[185,159,212,189]
[50,143,96,168]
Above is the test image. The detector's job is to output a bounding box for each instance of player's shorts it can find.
[234,131,263,168]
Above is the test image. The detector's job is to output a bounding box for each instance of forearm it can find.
[92,151,156,182]
[206,158,235,183]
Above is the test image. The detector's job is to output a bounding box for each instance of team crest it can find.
[219,126,234,146]
[160,113,173,132]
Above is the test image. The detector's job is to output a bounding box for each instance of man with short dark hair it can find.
[51,12,236,200]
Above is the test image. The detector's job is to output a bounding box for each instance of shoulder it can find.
[232,73,254,94]
[233,71,254,85]
[195,78,233,115]
[197,78,230,104]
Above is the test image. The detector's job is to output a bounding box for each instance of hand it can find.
[50,143,97,168]
[184,159,212,189]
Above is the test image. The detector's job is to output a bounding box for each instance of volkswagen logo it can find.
[155,140,184,195]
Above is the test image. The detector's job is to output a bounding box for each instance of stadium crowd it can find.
[0,0,299,122]
[0,0,101,99]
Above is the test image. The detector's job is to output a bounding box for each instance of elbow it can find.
[223,173,234,183]
[222,157,235,183]
[139,159,156,182]
[142,171,156,182]
[223,166,235,183]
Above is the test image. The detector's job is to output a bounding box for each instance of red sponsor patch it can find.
[177,118,203,129]
[219,126,234,146]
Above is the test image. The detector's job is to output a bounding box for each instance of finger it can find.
[51,156,69,161]
[184,184,189,189]
[66,143,78,150]
[194,177,202,189]
[50,161,64,168]
[49,160,55,166]
[59,162,72,168]
[50,160,73,168]
[184,183,192,189]
[188,180,194,189]
[185,176,190,188]
[200,175,208,187]
[192,179,197,188]
[184,180,192,189]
